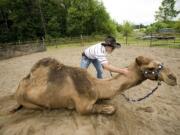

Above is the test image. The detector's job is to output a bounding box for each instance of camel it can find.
[15,56,177,115]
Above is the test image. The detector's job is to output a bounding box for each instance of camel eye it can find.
[158,63,163,69]
[148,67,155,71]
[158,65,163,69]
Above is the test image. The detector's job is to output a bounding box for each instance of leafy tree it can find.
[116,23,122,33]
[66,0,117,36]
[92,2,117,35]
[155,0,180,22]
[174,20,180,33]
[148,21,180,33]
[145,25,156,34]
[153,22,168,32]
[0,0,117,43]
[121,21,133,45]
[0,0,44,42]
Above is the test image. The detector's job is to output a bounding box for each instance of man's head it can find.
[102,36,121,53]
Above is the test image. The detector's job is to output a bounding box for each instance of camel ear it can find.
[136,56,150,66]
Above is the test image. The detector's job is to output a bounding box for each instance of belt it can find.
[82,52,88,58]
[82,52,92,60]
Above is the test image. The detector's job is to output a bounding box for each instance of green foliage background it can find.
[0,0,117,43]
[0,0,179,44]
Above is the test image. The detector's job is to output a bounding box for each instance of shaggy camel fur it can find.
[15,56,177,114]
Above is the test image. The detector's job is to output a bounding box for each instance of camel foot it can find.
[92,104,116,115]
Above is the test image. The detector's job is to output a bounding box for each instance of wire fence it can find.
[0,35,105,47]
[0,34,180,48]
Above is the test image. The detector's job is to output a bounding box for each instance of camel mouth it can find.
[168,80,177,86]
[169,81,177,86]
[164,74,177,86]
[167,74,177,86]
[168,74,177,82]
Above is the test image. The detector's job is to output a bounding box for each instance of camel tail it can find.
[10,105,23,113]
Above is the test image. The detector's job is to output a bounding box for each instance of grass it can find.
[116,33,180,49]
[46,34,180,49]
[47,41,101,50]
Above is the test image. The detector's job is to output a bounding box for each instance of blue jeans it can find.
[80,56,103,79]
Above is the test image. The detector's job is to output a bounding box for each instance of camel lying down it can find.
[15,56,177,114]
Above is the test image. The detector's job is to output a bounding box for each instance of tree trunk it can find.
[38,0,47,39]
[0,9,9,33]
[126,36,128,45]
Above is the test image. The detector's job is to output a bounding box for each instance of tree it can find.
[92,2,117,35]
[66,0,117,36]
[153,22,168,32]
[155,0,180,22]
[121,21,133,45]
[174,20,180,33]
[38,0,47,39]
[145,25,156,35]
[0,0,118,43]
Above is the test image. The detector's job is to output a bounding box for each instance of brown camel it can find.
[15,56,177,114]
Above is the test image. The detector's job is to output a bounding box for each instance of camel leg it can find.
[74,97,116,115]
[91,103,116,114]
[76,102,116,115]
[21,101,44,109]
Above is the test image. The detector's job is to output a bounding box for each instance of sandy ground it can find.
[0,45,180,135]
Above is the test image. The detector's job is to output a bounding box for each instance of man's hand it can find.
[102,63,129,75]
[120,68,129,75]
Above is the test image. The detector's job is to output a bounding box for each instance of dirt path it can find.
[0,45,180,135]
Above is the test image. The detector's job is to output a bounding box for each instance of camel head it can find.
[135,56,177,86]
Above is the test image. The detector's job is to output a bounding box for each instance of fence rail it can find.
[0,39,46,60]
[0,35,105,46]
[0,34,179,60]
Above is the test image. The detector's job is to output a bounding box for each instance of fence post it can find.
[55,38,58,48]
[125,36,127,45]
[81,34,84,46]
[42,37,46,50]
[150,33,152,47]
[36,39,39,47]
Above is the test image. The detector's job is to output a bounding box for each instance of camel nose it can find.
[168,74,177,82]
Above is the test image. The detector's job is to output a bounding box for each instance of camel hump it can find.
[31,57,64,72]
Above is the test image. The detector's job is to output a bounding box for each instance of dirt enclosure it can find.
[0,45,180,135]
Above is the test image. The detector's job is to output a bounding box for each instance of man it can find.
[80,36,129,79]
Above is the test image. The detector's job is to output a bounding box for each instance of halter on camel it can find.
[112,63,164,102]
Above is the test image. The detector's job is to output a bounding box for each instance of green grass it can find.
[116,33,180,48]
[46,34,180,49]
[46,41,101,50]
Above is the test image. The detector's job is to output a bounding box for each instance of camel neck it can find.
[96,63,146,99]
